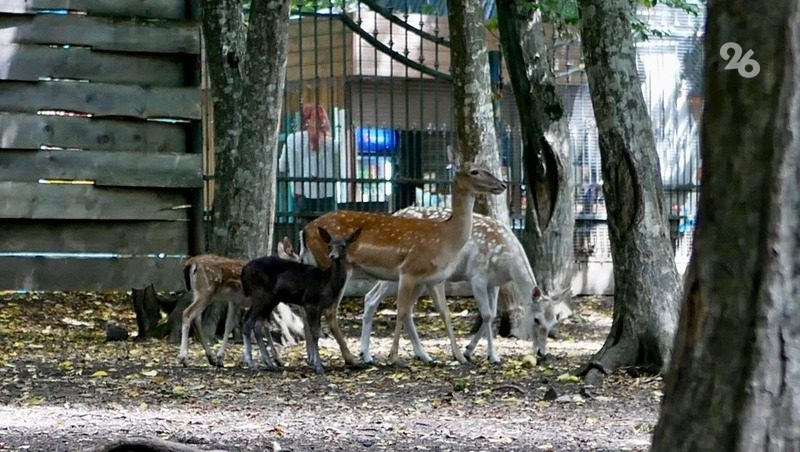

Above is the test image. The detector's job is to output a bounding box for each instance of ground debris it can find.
[0,292,658,451]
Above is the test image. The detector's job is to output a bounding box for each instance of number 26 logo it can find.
[720,42,760,78]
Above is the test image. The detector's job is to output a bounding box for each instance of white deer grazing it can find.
[302,163,507,365]
[359,206,571,364]
[178,253,303,367]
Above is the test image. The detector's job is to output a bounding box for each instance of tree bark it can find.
[577,0,681,380]
[496,0,575,294]
[230,0,289,258]
[202,0,289,259]
[651,1,800,450]
[201,0,246,255]
[446,0,510,222]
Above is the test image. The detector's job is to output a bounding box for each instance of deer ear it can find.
[532,287,542,301]
[446,145,464,170]
[347,228,362,244]
[318,227,332,244]
[282,236,293,250]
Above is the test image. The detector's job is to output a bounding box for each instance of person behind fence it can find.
[279,104,339,225]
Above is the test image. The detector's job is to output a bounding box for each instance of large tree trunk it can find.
[446,0,510,222]
[496,0,575,294]
[577,0,681,381]
[230,0,288,258]
[203,0,289,258]
[201,0,246,255]
[651,1,800,450]
[199,1,302,338]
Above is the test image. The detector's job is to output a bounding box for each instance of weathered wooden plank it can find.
[0,150,202,188]
[0,256,187,291]
[0,0,188,19]
[0,220,190,254]
[0,44,187,86]
[0,113,188,152]
[0,13,200,54]
[0,81,200,119]
[0,182,191,220]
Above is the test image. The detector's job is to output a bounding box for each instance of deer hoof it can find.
[359,351,374,364]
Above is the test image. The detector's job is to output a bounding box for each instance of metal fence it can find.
[272,1,703,285]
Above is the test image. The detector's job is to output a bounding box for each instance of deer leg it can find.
[252,302,280,370]
[262,316,284,368]
[213,301,239,367]
[241,308,257,370]
[388,278,424,365]
[485,286,501,363]
[324,268,357,365]
[360,281,395,364]
[304,307,325,374]
[400,284,435,363]
[464,284,500,363]
[179,292,212,366]
[429,282,467,364]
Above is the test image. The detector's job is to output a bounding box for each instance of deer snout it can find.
[491,181,508,194]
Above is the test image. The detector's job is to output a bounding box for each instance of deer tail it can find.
[298,228,314,266]
[183,262,193,292]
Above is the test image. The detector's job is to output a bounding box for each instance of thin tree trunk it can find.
[496,0,575,294]
[652,1,800,449]
[577,0,681,381]
[447,0,510,222]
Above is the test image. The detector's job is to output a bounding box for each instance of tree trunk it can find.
[228,0,289,258]
[202,0,289,259]
[651,1,800,450]
[201,0,246,255]
[495,0,575,294]
[577,0,681,381]
[199,0,299,339]
[446,0,510,222]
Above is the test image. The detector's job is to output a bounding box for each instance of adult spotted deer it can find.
[178,253,303,367]
[302,163,507,365]
[359,206,571,364]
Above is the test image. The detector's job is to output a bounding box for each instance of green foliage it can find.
[638,0,703,16]
[521,0,580,27]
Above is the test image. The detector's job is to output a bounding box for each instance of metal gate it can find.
[275,1,702,294]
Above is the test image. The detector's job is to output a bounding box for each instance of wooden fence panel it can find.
[0,2,201,290]
[0,0,189,20]
[0,150,202,188]
[0,257,186,291]
[0,81,200,120]
[0,182,191,221]
[0,113,188,152]
[0,13,200,54]
[0,44,187,86]
[0,221,190,254]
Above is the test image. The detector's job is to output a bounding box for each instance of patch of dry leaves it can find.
[0,292,662,451]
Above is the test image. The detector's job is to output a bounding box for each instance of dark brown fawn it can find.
[241,228,361,374]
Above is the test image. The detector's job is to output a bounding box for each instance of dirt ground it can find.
[0,292,662,452]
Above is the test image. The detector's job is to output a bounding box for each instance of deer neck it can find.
[444,176,476,254]
[326,257,348,293]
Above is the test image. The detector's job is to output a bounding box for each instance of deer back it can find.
[304,210,466,281]
[184,255,246,292]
